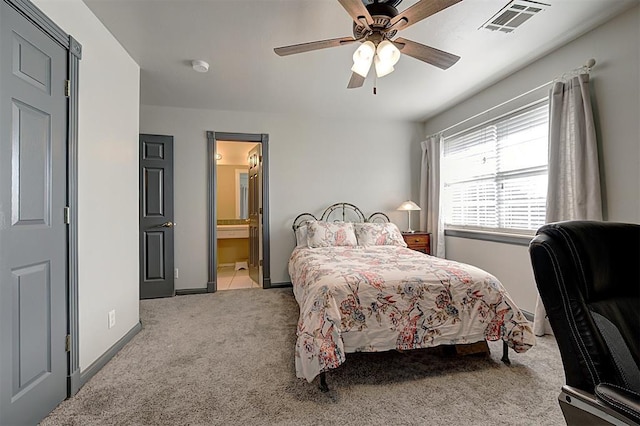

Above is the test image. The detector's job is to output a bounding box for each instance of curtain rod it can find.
[429,58,596,138]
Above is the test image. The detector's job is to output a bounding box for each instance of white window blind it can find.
[442,100,549,234]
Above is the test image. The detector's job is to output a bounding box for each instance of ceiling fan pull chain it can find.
[373,73,377,95]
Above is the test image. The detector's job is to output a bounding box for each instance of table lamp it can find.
[396,200,421,233]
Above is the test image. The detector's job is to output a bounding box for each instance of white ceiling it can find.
[83,0,638,121]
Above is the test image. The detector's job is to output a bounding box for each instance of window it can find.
[442,100,549,234]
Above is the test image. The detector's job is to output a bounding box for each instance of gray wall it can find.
[423,6,640,313]
[140,106,424,288]
[32,0,141,370]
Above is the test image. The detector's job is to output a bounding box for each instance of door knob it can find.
[151,221,175,229]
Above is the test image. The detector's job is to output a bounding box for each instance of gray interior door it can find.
[0,1,69,424]
[247,145,261,286]
[139,134,175,299]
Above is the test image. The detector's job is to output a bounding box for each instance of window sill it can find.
[444,228,534,246]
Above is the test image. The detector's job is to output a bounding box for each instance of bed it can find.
[288,203,535,389]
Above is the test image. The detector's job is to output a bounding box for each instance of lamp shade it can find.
[397,200,421,211]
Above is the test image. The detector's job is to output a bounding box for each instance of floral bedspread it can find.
[288,246,535,382]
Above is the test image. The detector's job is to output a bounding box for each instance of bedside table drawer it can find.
[402,233,431,255]
[405,235,429,246]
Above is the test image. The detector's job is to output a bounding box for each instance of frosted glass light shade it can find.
[351,41,375,77]
[376,40,400,66]
[351,60,372,77]
[374,55,394,77]
[373,40,400,78]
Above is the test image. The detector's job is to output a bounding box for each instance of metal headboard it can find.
[320,202,365,223]
[292,202,390,231]
[368,212,391,223]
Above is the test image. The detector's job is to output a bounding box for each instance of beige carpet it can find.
[41,288,565,425]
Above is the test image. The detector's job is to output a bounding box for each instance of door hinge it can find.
[63,206,70,224]
[259,207,262,214]
[259,259,263,267]
[65,335,71,352]
[64,80,70,97]
[259,155,262,163]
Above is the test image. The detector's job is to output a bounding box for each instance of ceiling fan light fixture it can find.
[352,41,375,63]
[273,0,462,90]
[374,55,394,78]
[376,40,401,66]
[351,41,375,77]
[373,40,400,78]
[351,60,373,78]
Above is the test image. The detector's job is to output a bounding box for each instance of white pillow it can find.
[354,222,407,247]
[295,222,309,247]
[306,221,357,248]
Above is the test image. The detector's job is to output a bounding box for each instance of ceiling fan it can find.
[274,0,462,91]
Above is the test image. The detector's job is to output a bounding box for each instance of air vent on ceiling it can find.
[480,0,549,33]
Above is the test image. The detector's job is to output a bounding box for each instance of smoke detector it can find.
[192,60,209,73]
[480,0,549,33]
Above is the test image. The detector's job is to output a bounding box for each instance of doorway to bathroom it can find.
[206,132,271,291]
[216,140,256,290]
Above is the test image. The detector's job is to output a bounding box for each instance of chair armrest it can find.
[595,383,640,424]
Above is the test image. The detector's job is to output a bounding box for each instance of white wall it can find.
[32,0,140,371]
[140,106,423,288]
[422,6,640,314]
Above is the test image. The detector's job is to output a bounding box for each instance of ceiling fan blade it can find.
[347,72,365,89]
[389,0,462,32]
[337,0,374,28]
[274,37,358,56]
[394,38,460,70]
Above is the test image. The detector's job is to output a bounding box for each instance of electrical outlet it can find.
[108,310,116,329]
[174,268,179,279]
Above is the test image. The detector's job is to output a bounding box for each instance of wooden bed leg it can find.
[319,372,329,393]
[501,341,511,365]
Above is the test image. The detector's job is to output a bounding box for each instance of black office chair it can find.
[529,221,640,425]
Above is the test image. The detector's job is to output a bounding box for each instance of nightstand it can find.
[402,232,431,255]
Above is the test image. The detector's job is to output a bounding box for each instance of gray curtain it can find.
[533,73,603,336]
[419,135,445,257]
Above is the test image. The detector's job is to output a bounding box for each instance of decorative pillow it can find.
[354,222,407,247]
[295,222,309,247]
[306,221,357,248]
